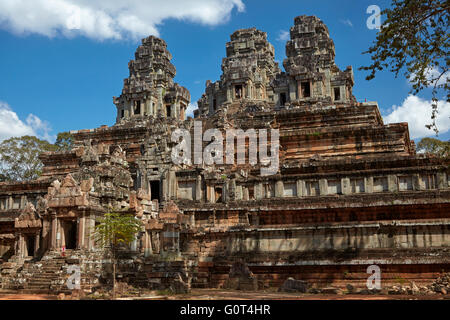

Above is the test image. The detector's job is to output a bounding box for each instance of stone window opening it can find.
[213,99,217,111]
[150,180,161,202]
[373,177,388,192]
[399,176,413,191]
[248,186,254,200]
[166,105,172,117]
[301,82,311,98]
[351,178,365,193]
[12,197,21,209]
[0,198,6,210]
[215,186,223,203]
[235,85,243,99]
[120,109,125,118]
[334,87,341,101]
[422,174,436,189]
[134,100,141,115]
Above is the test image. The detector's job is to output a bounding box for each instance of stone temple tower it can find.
[113,36,190,123]
[274,15,356,106]
[195,28,281,117]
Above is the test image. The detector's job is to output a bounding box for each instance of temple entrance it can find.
[63,220,77,249]
[301,81,311,98]
[26,235,35,257]
[150,180,160,202]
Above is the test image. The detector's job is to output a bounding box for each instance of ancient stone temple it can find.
[0,15,449,294]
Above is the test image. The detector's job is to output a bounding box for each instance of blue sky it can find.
[0,0,448,143]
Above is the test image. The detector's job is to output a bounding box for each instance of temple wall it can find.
[191,222,450,258]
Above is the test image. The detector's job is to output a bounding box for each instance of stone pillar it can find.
[412,174,420,191]
[78,213,85,249]
[162,173,168,202]
[296,180,304,197]
[275,181,284,198]
[222,182,228,203]
[89,215,96,250]
[20,195,27,209]
[319,179,328,195]
[34,233,40,255]
[342,178,351,195]
[365,177,373,193]
[58,219,64,249]
[50,215,57,250]
[235,185,243,201]
[289,79,297,101]
[243,187,249,201]
[297,81,302,99]
[169,170,177,200]
[195,175,203,201]
[254,182,263,200]
[388,175,398,192]
[207,185,215,203]
[229,179,237,201]
[437,172,446,189]
[144,231,152,257]
[18,234,24,258]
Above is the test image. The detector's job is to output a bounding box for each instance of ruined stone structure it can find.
[1,15,449,294]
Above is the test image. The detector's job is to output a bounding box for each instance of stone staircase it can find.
[0,250,81,294]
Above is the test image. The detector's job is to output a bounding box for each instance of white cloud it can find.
[340,19,353,27]
[0,0,245,40]
[0,101,54,142]
[383,95,450,139]
[277,30,289,41]
[186,102,197,118]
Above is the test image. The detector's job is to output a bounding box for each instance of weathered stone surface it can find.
[279,277,309,293]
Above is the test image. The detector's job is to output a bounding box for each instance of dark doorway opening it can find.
[166,105,172,117]
[134,101,141,115]
[235,85,243,99]
[334,87,341,101]
[215,187,223,203]
[64,221,77,249]
[301,82,311,98]
[279,92,287,106]
[150,180,160,201]
[26,235,35,257]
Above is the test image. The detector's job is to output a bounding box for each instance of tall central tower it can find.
[113,36,190,124]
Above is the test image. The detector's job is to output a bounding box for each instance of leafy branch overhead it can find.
[359,0,449,133]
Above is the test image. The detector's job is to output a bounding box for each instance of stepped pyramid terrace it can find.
[0,15,449,295]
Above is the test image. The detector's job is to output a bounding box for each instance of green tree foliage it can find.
[94,212,143,248]
[94,212,143,298]
[416,137,450,158]
[360,0,449,133]
[54,131,74,151]
[0,135,57,181]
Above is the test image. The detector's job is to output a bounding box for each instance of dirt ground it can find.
[1,289,449,300]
